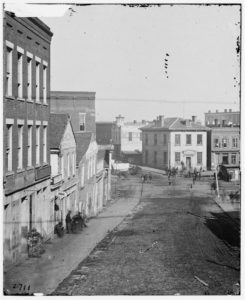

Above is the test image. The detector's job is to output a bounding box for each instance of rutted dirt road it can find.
[53,173,240,295]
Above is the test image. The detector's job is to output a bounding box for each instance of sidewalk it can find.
[4,177,142,295]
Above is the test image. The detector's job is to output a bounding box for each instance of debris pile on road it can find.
[139,241,158,254]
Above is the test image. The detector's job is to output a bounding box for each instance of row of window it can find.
[60,152,76,180]
[145,133,167,145]
[6,119,47,172]
[144,133,203,146]
[206,119,240,126]
[174,152,202,164]
[128,132,142,141]
[220,153,237,165]
[144,151,203,165]
[174,134,203,146]
[5,40,48,103]
[214,137,239,148]
[145,150,168,165]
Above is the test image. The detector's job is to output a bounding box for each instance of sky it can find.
[5,3,241,123]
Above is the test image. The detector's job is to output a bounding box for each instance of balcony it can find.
[35,164,51,181]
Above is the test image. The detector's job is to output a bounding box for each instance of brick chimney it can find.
[224,109,227,113]
[191,116,197,123]
[158,115,164,127]
[229,109,232,112]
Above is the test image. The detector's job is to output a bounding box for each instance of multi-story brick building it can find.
[50,91,100,217]
[112,115,149,164]
[3,11,53,265]
[96,122,113,145]
[205,109,240,174]
[50,114,78,226]
[141,115,209,171]
[205,109,240,127]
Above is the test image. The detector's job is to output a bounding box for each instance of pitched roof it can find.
[140,118,177,131]
[170,118,210,131]
[74,132,92,164]
[50,113,70,149]
[140,117,209,131]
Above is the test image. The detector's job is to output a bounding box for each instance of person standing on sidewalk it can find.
[65,210,72,233]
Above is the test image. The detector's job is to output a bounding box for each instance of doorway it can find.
[186,157,191,169]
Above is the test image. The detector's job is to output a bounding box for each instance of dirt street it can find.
[53,173,240,295]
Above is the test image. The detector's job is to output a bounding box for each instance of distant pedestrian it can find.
[144,174,148,183]
[168,174,171,185]
[141,174,144,183]
[65,210,72,233]
[148,173,152,182]
[193,174,196,185]
[211,181,217,193]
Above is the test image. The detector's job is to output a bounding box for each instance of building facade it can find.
[50,91,100,218]
[205,109,240,173]
[50,114,78,226]
[112,115,148,164]
[205,109,240,127]
[95,145,113,209]
[50,91,96,136]
[96,122,113,145]
[141,115,209,171]
[75,133,98,217]
[3,11,53,265]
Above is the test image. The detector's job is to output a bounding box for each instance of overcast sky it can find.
[40,4,240,123]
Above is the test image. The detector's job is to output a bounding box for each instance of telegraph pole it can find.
[213,153,220,198]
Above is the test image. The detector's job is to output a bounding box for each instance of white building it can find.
[141,115,210,171]
[50,114,78,226]
[112,115,149,164]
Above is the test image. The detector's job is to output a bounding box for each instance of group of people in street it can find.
[141,173,152,183]
[192,167,202,184]
[54,211,88,238]
[65,211,87,234]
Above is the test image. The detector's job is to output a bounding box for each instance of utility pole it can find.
[213,152,220,198]
[168,138,170,170]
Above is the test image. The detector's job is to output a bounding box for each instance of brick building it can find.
[50,114,78,226]
[3,11,53,265]
[205,109,240,127]
[205,109,240,174]
[96,122,113,145]
[112,115,148,164]
[141,115,209,171]
[50,91,96,136]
